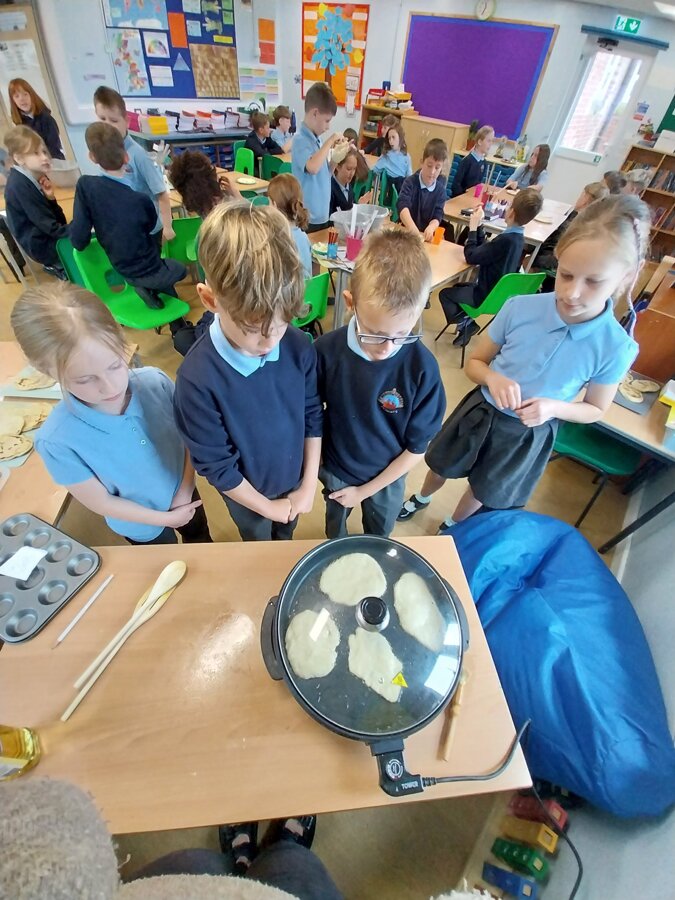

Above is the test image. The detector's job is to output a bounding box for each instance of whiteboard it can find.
[35,0,115,125]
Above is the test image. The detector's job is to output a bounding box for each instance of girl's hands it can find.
[516,398,558,427]
[38,174,55,200]
[486,371,522,410]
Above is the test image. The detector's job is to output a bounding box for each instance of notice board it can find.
[402,14,557,139]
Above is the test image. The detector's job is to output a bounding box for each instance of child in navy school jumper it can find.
[363,114,399,157]
[8,78,65,160]
[371,123,412,193]
[397,138,448,242]
[11,283,211,545]
[315,230,445,538]
[450,125,494,197]
[399,194,647,532]
[2,126,68,275]
[70,123,186,314]
[173,202,323,542]
[439,188,543,346]
[94,85,175,243]
[245,111,285,164]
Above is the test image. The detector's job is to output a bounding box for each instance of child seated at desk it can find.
[94,85,175,242]
[329,149,372,214]
[450,125,494,197]
[174,202,323,542]
[70,123,187,316]
[371,123,412,193]
[245,112,284,165]
[315,229,445,538]
[167,149,240,218]
[270,105,293,152]
[439,188,543,346]
[11,283,211,545]
[3,125,68,279]
[363,114,398,156]
[397,138,448,242]
[267,173,313,278]
[506,144,550,192]
[399,194,647,531]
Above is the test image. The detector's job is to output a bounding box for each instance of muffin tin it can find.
[0,513,101,644]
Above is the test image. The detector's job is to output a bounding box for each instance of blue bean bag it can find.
[452,510,675,817]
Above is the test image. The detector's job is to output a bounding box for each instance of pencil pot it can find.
[330,204,389,241]
[345,236,363,261]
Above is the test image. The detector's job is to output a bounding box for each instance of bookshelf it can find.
[357,103,419,149]
[621,145,675,262]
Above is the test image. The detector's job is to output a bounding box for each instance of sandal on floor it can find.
[265,814,317,851]
[219,821,258,874]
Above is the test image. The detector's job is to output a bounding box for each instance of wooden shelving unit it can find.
[357,103,419,149]
[621,144,675,263]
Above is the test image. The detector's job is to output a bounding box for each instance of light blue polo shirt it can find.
[483,293,638,417]
[271,127,291,149]
[209,315,280,375]
[123,134,165,232]
[292,225,312,278]
[292,123,330,225]
[35,367,184,541]
[419,173,437,192]
[373,150,412,180]
[512,163,548,190]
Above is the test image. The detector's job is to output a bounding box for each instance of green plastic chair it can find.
[292,272,330,340]
[162,216,202,263]
[232,139,246,156]
[56,237,86,287]
[235,147,255,176]
[72,238,190,331]
[436,271,546,367]
[353,169,373,202]
[550,422,642,528]
[262,156,292,180]
[250,195,270,206]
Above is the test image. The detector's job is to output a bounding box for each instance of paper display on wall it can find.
[143,31,170,58]
[302,3,369,108]
[102,0,168,30]
[107,28,150,95]
[239,65,279,104]
[0,39,50,111]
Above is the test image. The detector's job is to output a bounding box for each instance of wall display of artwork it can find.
[103,0,239,100]
[301,2,369,109]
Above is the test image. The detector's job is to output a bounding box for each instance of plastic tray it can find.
[0,513,100,643]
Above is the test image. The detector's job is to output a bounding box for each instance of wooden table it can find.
[633,273,675,383]
[600,395,674,464]
[309,227,471,328]
[443,190,571,270]
[0,342,68,526]
[0,184,76,213]
[0,538,530,835]
[170,169,270,214]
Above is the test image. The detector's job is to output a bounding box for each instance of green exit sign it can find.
[614,15,641,34]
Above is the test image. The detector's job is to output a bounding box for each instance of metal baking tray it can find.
[0,513,101,644]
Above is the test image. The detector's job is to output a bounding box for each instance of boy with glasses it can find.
[315,230,446,538]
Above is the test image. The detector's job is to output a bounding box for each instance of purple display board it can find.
[402,15,556,138]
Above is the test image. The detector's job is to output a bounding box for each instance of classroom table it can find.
[309,227,472,328]
[129,128,249,167]
[0,537,530,834]
[443,190,571,270]
[0,342,68,526]
[0,183,76,213]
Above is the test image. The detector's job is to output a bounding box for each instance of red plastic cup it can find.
[432,226,445,245]
[345,236,363,261]
[473,182,484,198]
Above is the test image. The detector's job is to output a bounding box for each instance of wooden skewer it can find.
[52,574,114,648]
[61,583,178,722]
[442,670,469,761]
[73,561,185,689]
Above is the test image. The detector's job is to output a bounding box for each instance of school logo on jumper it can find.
[378,389,404,413]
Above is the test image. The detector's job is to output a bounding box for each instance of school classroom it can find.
[0,1,674,898]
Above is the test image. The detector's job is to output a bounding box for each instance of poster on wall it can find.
[107,28,150,95]
[102,0,169,30]
[302,3,369,108]
[0,38,50,107]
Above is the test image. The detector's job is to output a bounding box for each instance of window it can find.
[557,48,644,159]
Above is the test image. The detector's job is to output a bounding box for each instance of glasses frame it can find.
[353,310,423,346]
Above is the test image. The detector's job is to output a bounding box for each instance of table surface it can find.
[0,538,530,835]
[309,227,471,293]
[0,343,67,525]
[444,190,571,246]
[601,393,674,462]
[0,183,76,213]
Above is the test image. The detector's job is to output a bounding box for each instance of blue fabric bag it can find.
[452,510,675,817]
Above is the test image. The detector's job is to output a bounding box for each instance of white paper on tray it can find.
[0,546,48,580]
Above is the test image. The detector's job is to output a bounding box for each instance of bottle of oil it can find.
[0,725,41,781]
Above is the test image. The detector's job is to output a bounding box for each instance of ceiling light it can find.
[655,2,675,18]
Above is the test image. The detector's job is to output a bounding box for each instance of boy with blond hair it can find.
[315,230,445,538]
[93,85,174,242]
[174,202,323,541]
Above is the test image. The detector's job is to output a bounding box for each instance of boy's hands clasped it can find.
[485,372,556,426]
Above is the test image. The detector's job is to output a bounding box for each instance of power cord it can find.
[529,779,584,900]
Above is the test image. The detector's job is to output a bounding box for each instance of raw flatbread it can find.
[13,372,56,391]
[619,383,644,403]
[0,434,32,461]
[348,628,402,703]
[13,402,52,431]
[0,413,25,436]
[631,379,660,393]
[320,553,386,607]
[394,572,445,653]
[285,608,340,680]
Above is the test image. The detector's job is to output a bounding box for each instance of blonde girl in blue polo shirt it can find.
[399,194,649,531]
[11,283,212,545]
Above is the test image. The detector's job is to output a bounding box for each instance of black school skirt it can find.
[425,387,558,509]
